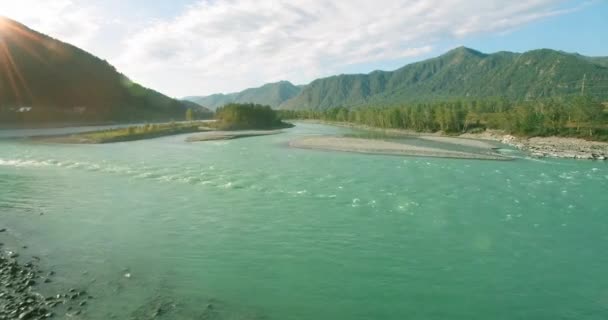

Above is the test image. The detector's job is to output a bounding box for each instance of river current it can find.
[1,123,607,319]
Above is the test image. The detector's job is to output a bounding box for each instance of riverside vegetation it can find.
[186,103,293,141]
[280,96,608,160]
[38,104,292,144]
[279,96,608,140]
[210,103,294,130]
[38,122,205,144]
[2,12,608,320]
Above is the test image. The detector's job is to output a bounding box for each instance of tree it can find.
[215,103,286,130]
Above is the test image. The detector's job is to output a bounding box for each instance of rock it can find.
[501,135,516,144]
[0,250,93,320]
[18,310,33,319]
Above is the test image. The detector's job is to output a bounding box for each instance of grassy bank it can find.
[37,122,209,143]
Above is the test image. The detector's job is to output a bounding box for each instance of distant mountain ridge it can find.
[0,17,210,125]
[190,47,608,111]
[185,81,302,110]
[280,47,608,110]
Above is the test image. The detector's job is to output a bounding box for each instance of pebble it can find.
[0,250,92,320]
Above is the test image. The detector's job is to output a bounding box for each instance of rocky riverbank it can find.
[300,121,608,161]
[460,131,608,160]
[289,136,511,160]
[186,130,283,142]
[1,235,92,319]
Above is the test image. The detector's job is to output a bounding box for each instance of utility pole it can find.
[581,73,586,96]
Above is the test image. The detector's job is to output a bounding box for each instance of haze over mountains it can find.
[1,16,606,127]
[185,81,303,110]
[188,47,608,110]
[0,17,210,125]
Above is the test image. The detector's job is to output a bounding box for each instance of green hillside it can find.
[0,17,211,125]
[584,56,608,68]
[280,47,608,110]
[186,81,302,110]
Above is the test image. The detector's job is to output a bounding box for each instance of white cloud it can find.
[1,0,584,97]
[116,0,575,97]
[0,0,100,50]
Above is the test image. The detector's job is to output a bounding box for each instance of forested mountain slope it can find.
[0,17,210,125]
[280,47,608,110]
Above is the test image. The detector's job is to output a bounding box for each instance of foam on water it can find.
[0,158,52,167]
[1,123,607,320]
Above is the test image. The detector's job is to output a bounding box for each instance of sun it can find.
[0,16,44,104]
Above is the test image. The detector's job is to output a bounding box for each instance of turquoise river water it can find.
[1,123,607,319]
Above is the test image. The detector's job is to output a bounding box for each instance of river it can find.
[1,123,607,319]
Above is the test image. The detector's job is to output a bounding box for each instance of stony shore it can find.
[1,233,92,319]
[289,136,511,160]
[186,130,282,142]
[460,130,608,160]
[300,121,608,161]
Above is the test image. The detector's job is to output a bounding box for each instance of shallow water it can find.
[1,123,607,319]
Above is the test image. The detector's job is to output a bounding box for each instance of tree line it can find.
[215,103,289,130]
[278,96,608,140]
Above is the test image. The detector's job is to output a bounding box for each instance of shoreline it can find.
[29,121,290,144]
[289,136,512,160]
[32,126,202,144]
[460,130,608,160]
[297,120,608,161]
[1,230,93,319]
[186,130,283,142]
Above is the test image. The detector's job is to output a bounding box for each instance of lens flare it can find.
[0,18,49,105]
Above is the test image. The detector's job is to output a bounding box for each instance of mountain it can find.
[583,56,608,68]
[185,81,302,110]
[0,17,211,125]
[279,47,608,110]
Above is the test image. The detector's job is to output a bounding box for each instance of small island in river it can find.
[289,135,511,160]
[34,103,293,144]
[186,130,283,142]
[187,103,292,142]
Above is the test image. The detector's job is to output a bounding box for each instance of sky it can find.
[0,0,607,98]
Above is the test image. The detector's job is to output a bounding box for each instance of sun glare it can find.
[0,17,40,104]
